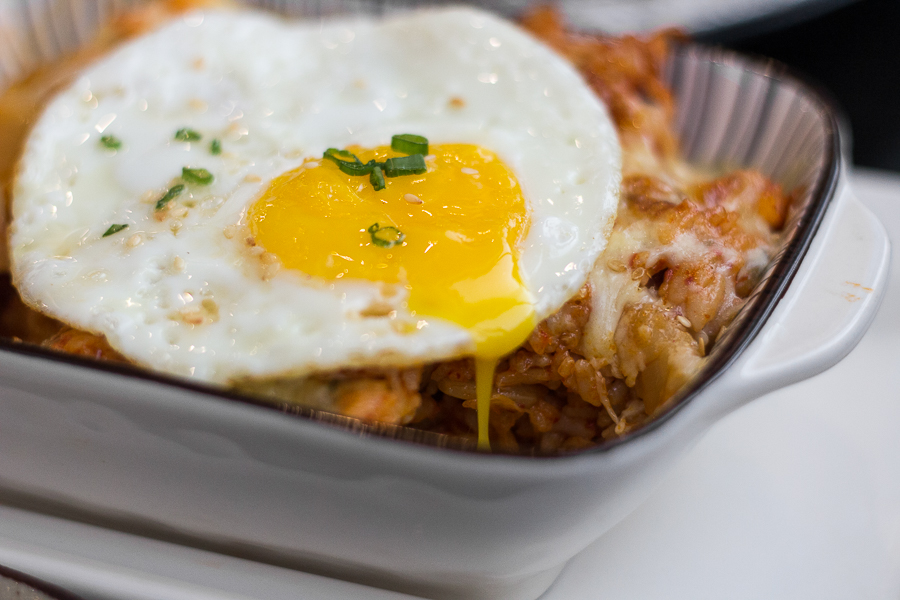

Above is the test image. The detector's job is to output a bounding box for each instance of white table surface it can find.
[0,167,897,600]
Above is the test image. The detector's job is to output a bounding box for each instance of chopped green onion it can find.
[155,184,185,211]
[324,142,428,190]
[323,148,360,164]
[368,223,405,248]
[383,154,427,177]
[391,134,428,155]
[175,128,202,142]
[209,139,222,155]
[102,223,128,237]
[370,165,385,191]
[100,135,122,150]
[323,148,376,176]
[182,167,214,185]
[341,159,377,177]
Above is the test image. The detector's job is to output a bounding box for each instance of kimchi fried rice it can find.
[0,2,793,453]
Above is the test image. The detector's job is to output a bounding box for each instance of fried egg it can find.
[10,8,620,392]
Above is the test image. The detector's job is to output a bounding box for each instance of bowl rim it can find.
[0,41,842,464]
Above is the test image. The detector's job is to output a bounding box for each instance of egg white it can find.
[10,7,621,383]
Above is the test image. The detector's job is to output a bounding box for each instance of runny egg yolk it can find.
[248,144,535,449]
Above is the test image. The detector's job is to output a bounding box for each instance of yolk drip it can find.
[249,144,535,450]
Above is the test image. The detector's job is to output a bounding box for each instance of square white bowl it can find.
[0,2,890,598]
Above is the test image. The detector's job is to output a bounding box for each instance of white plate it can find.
[0,167,897,599]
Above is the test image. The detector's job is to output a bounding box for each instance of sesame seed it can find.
[126,233,143,248]
[260,252,279,264]
[698,336,706,357]
[173,256,186,272]
[303,161,320,169]
[244,174,262,183]
[631,267,646,281]
[404,194,423,204]
[261,262,280,281]
[171,205,188,219]
[607,259,626,273]
[223,225,236,239]
[249,245,265,256]
[461,167,478,175]
[676,315,692,329]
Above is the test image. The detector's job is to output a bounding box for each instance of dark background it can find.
[699,0,900,172]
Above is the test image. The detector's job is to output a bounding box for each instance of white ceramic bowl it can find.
[0,2,890,599]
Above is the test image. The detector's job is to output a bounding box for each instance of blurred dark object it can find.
[700,0,900,171]
[0,563,88,600]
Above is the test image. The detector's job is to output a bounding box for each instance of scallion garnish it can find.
[342,159,377,176]
[370,165,385,191]
[323,148,359,164]
[210,139,222,155]
[323,149,374,176]
[391,134,428,155]
[182,167,214,185]
[155,184,185,211]
[100,135,122,150]
[175,128,202,142]
[102,223,128,237]
[384,154,427,177]
[322,134,429,191]
[368,223,405,248]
